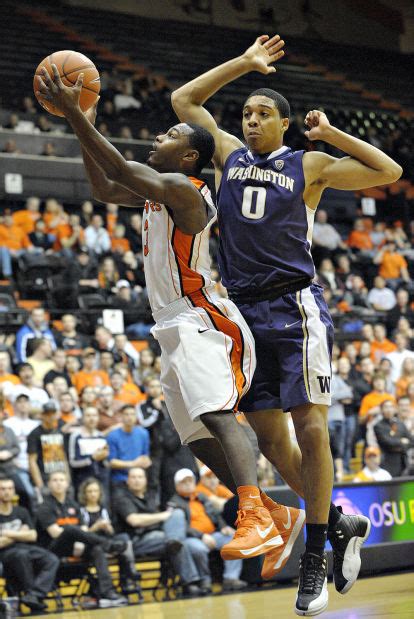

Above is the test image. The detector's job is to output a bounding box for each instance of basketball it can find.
[33,50,100,117]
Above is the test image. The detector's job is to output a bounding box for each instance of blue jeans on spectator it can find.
[343,415,357,473]
[164,507,242,583]
[132,508,199,586]
[125,323,153,339]
[0,247,12,277]
[328,420,346,460]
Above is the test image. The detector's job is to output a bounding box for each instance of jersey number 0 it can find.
[241,186,267,220]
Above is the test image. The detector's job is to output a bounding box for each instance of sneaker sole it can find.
[99,599,128,608]
[338,516,371,595]
[295,579,329,616]
[221,533,284,560]
[262,509,306,579]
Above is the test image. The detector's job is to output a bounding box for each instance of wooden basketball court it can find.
[44,572,413,619]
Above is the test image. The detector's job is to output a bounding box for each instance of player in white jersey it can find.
[37,66,298,561]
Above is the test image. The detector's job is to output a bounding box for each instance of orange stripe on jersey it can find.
[188,289,246,408]
[171,225,205,297]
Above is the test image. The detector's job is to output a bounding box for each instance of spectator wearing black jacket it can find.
[0,476,59,612]
[28,219,54,252]
[36,470,127,608]
[168,469,247,592]
[137,379,197,506]
[110,280,152,339]
[374,400,413,477]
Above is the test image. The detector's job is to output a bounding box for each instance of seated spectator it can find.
[94,326,114,353]
[27,401,69,499]
[5,392,38,477]
[374,400,413,477]
[347,218,374,254]
[111,371,145,409]
[114,81,142,112]
[36,115,53,132]
[397,396,414,435]
[0,395,32,509]
[367,276,397,312]
[85,214,111,256]
[55,314,89,352]
[0,350,20,412]
[345,275,369,309]
[44,348,72,392]
[69,407,110,493]
[370,323,397,364]
[72,348,110,394]
[3,363,49,416]
[396,358,414,399]
[378,357,394,395]
[373,240,411,290]
[353,446,392,482]
[168,468,247,592]
[135,348,156,387]
[0,211,33,274]
[13,196,41,235]
[386,333,414,385]
[119,250,145,287]
[43,198,66,234]
[317,258,344,301]
[79,385,97,409]
[22,96,37,114]
[113,333,140,369]
[96,386,123,433]
[40,141,58,157]
[36,471,128,608]
[99,350,115,375]
[113,467,203,596]
[1,139,22,154]
[111,281,153,339]
[29,219,54,252]
[55,214,85,256]
[27,338,55,385]
[386,289,414,334]
[107,405,151,485]
[80,200,94,227]
[78,477,140,593]
[195,466,233,512]
[125,214,143,254]
[0,476,59,611]
[111,224,130,255]
[312,209,347,266]
[359,375,396,438]
[98,257,120,294]
[15,307,56,363]
[104,203,118,236]
[70,250,100,296]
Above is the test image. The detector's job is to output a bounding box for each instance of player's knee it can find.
[295,418,329,452]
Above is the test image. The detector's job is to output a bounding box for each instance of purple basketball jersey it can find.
[217,145,316,293]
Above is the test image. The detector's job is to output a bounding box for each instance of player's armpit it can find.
[162,173,208,235]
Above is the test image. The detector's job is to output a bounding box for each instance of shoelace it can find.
[301,556,326,594]
[234,508,263,537]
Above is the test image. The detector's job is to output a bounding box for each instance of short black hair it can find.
[245,88,290,120]
[186,123,215,175]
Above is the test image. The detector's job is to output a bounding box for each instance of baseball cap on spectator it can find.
[42,401,58,414]
[116,280,131,289]
[365,446,380,458]
[82,347,97,358]
[174,468,195,484]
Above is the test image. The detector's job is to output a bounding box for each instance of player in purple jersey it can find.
[172,34,402,616]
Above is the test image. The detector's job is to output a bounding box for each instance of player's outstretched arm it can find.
[81,103,144,207]
[171,34,285,168]
[303,111,402,198]
[36,66,207,234]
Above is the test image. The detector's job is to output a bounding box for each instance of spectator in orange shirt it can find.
[0,351,20,416]
[110,371,145,409]
[111,224,130,255]
[72,348,110,394]
[359,375,396,422]
[54,214,85,255]
[374,240,411,290]
[12,196,41,234]
[98,257,119,294]
[195,465,233,513]
[395,358,414,399]
[43,198,66,234]
[347,219,374,253]
[0,211,33,255]
[370,324,397,363]
[105,203,118,236]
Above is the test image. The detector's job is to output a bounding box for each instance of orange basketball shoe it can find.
[221,486,283,561]
[261,498,306,580]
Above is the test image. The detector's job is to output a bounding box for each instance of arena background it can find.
[0,0,413,616]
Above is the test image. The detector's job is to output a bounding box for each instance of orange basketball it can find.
[33,50,100,117]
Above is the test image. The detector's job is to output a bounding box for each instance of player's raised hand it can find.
[36,64,83,115]
[304,110,333,141]
[243,34,285,74]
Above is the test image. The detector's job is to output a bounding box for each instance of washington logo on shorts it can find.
[317,375,331,394]
[274,159,284,171]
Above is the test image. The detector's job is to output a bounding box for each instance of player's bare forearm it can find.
[80,145,141,206]
[321,125,402,182]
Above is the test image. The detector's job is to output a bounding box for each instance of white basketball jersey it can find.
[142,177,217,312]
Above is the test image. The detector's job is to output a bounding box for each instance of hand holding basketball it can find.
[36,64,84,116]
[33,50,100,117]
